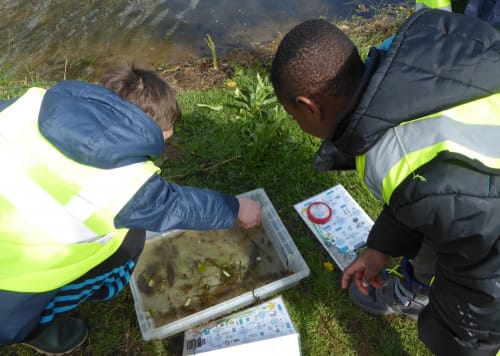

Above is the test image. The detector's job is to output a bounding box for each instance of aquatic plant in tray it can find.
[133,224,291,327]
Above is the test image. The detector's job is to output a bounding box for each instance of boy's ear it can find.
[295,96,322,121]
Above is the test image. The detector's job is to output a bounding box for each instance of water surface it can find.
[1,0,372,80]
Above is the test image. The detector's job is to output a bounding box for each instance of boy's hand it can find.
[237,197,262,229]
[341,248,388,295]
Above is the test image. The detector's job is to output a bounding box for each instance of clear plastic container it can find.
[129,188,310,340]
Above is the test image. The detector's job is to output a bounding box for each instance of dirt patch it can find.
[157,40,279,92]
[154,6,411,93]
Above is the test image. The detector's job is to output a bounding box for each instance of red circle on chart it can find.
[306,202,332,224]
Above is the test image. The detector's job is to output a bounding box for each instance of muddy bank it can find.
[139,40,278,92]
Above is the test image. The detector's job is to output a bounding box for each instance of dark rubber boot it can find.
[23,317,88,355]
[348,259,429,321]
[348,278,429,321]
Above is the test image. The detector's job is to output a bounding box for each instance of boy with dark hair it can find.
[271,9,500,356]
[0,65,261,354]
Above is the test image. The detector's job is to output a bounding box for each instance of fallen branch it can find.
[165,155,241,180]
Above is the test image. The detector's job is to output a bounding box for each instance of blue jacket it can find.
[0,80,239,346]
[39,80,240,232]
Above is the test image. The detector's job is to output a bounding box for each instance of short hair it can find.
[99,65,181,131]
[271,19,364,103]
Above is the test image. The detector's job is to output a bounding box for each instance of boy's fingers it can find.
[361,268,378,288]
[371,275,383,289]
[341,266,355,289]
[355,280,370,295]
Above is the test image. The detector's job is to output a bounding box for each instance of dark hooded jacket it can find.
[315,9,500,355]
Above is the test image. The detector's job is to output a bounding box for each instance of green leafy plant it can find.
[232,72,276,119]
[229,72,296,149]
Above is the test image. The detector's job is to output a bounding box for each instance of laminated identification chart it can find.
[294,184,373,270]
[183,296,300,355]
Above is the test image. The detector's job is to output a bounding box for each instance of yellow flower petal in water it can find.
[227,80,237,88]
[323,261,334,272]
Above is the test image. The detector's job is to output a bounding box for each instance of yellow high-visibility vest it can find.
[415,0,452,11]
[0,87,159,292]
[356,93,500,204]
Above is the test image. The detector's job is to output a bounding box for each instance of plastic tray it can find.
[129,188,310,340]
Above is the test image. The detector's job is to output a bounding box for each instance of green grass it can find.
[0,70,55,100]
[1,6,432,356]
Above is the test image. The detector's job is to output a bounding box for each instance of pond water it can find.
[1,0,382,81]
[132,225,291,327]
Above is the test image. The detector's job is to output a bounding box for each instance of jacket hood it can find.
[38,80,164,169]
[336,9,500,156]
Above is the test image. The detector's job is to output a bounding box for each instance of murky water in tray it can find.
[133,224,291,326]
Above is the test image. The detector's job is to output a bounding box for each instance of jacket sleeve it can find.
[313,140,356,171]
[366,205,424,258]
[389,161,500,352]
[114,174,240,232]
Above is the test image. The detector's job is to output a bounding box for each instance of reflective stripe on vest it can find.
[415,0,452,11]
[0,87,159,292]
[356,93,500,204]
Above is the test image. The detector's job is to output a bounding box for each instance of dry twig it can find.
[165,155,241,180]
